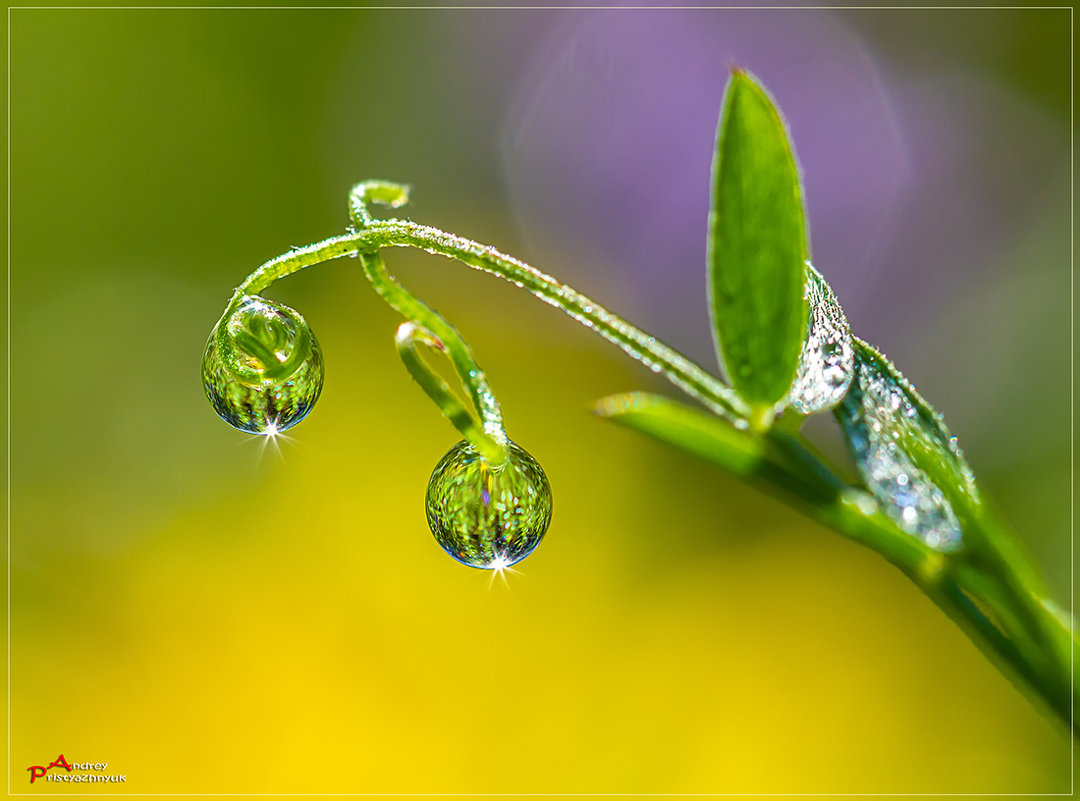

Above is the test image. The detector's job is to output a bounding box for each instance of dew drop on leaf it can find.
[202,296,324,435]
[836,341,979,552]
[426,439,552,569]
[788,262,854,414]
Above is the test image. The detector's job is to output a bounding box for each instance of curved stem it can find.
[349,179,410,227]
[358,248,508,464]
[364,220,749,424]
[395,322,508,465]
[597,390,1077,732]
[235,184,749,426]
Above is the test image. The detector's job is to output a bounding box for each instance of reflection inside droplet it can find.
[835,343,976,552]
[202,296,325,435]
[788,263,855,414]
[426,439,553,569]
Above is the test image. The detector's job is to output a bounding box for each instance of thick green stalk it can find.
[596,392,1075,732]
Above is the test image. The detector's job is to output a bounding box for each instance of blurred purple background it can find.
[496,8,1069,582]
[10,7,1071,792]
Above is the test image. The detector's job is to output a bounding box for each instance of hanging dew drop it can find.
[425,439,552,569]
[202,295,325,435]
[788,263,855,414]
[835,340,979,552]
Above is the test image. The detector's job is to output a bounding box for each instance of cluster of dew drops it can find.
[790,263,975,552]
[202,296,551,572]
[204,263,974,570]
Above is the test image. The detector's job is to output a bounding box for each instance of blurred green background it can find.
[8,6,1073,794]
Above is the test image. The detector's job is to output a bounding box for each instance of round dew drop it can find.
[202,296,325,435]
[425,439,552,569]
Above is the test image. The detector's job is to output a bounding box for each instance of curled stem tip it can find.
[350,180,411,229]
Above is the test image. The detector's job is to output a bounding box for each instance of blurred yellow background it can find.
[8,6,1073,794]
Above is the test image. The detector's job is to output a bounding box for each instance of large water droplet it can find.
[836,341,978,551]
[202,296,324,435]
[426,439,552,569]
[788,262,854,414]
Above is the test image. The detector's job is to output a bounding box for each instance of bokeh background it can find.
[8,5,1073,794]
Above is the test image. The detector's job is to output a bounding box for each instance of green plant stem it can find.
[393,321,508,465]
[234,198,748,427]
[597,391,1075,733]
[223,185,1073,734]
[362,246,509,464]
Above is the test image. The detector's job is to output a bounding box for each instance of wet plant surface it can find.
[203,71,1075,739]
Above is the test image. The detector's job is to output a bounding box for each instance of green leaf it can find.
[595,391,764,473]
[708,69,809,415]
[594,391,843,508]
[597,390,1075,727]
[594,391,939,570]
[834,338,981,551]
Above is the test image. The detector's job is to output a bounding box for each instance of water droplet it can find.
[202,296,324,435]
[426,439,552,569]
[788,263,855,414]
[836,342,977,551]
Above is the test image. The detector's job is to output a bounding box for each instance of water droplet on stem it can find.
[202,296,324,435]
[426,439,552,569]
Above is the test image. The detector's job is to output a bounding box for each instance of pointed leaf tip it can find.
[708,70,809,413]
